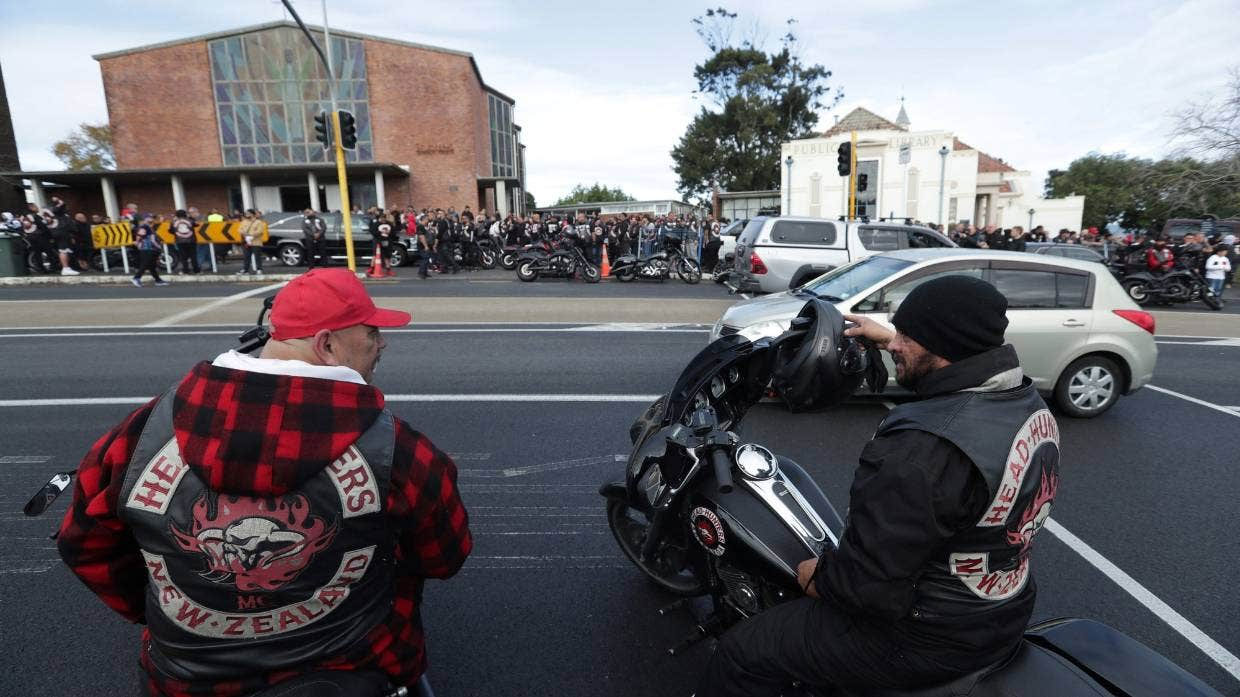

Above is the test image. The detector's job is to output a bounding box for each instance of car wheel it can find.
[1054,355,1122,418]
[279,244,305,267]
[389,245,408,268]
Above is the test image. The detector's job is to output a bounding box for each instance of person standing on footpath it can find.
[303,208,328,268]
[1205,246,1231,298]
[236,209,265,275]
[131,214,167,287]
[171,209,200,274]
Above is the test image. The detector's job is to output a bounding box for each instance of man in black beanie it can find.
[698,275,1061,696]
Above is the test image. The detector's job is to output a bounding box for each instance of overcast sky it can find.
[2,0,1238,204]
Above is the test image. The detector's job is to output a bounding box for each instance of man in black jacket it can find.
[698,276,1060,696]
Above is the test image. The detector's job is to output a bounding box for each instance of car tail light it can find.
[1113,309,1155,334]
[750,251,767,275]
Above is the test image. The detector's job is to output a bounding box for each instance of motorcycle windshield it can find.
[662,335,773,430]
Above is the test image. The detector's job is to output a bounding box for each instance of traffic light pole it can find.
[283,0,356,271]
[849,131,858,220]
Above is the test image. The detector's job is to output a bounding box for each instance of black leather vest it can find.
[875,379,1060,613]
[118,389,398,682]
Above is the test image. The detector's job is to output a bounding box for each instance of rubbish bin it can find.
[0,234,27,277]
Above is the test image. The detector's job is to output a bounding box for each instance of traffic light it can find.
[836,142,852,176]
[313,110,332,150]
[857,173,869,192]
[338,110,357,150]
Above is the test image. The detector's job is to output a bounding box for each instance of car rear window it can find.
[990,268,1091,308]
[737,218,766,245]
[770,220,838,246]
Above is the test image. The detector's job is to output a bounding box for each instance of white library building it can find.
[780,104,1084,232]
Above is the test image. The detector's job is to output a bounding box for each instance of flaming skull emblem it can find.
[1007,469,1058,555]
[170,494,337,591]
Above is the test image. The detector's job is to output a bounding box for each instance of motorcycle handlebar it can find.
[711,448,734,494]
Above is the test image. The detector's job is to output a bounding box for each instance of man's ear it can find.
[310,329,339,366]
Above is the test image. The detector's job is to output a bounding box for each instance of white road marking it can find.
[0,455,52,464]
[0,331,241,339]
[459,454,627,478]
[0,394,662,408]
[1045,519,1240,681]
[1146,385,1240,419]
[0,566,53,575]
[143,282,288,327]
[1156,338,1240,347]
[447,452,492,461]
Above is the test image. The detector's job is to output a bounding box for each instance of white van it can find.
[731,216,955,293]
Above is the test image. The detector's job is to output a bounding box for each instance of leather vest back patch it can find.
[118,387,398,680]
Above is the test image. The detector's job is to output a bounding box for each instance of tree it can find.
[51,122,114,171]
[524,191,536,209]
[552,183,631,206]
[1044,153,1153,230]
[671,8,841,203]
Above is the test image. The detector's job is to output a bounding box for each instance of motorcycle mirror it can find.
[23,472,74,516]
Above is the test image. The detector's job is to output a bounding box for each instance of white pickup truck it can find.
[730,216,955,293]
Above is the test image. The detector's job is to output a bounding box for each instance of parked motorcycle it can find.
[515,234,600,283]
[20,299,435,697]
[613,233,702,284]
[1121,268,1221,310]
[599,303,1223,697]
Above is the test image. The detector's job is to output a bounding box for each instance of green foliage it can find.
[51,123,114,171]
[672,8,841,203]
[524,191,537,209]
[1045,153,1240,231]
[552,183,631,206]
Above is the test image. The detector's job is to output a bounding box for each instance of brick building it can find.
[4,21,527,218]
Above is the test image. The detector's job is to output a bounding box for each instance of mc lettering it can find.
[236,594,267,610]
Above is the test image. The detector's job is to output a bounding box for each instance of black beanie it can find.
[891,275,1008,362]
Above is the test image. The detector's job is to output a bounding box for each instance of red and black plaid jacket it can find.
[57,361,472,697]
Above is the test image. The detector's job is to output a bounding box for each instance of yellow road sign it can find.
[90,221,268,248]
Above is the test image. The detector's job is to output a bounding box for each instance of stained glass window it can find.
[488,93,515,178]
[209,27,373,166]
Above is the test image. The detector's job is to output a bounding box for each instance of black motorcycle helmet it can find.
[770,299,882,411]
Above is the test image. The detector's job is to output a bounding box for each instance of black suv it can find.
[261,212,416,267]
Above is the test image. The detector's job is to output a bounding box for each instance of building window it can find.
[488,93,515,178]
[809,173,821,218]
[906,167,919,220]
[209,27,374,166]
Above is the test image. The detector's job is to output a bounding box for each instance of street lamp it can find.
[784,155,794,215]
[1028,208,1035,230]
[937,145,949,227]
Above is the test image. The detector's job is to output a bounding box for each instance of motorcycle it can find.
[21,297,435,697]
[1121,268,1221,310]
[613,233,702,284]
[515,234,600,283]
[599,306,1223,697]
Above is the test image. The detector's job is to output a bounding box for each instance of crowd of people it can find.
[357,205,725,278]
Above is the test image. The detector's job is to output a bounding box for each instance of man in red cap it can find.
[57,268,472,697]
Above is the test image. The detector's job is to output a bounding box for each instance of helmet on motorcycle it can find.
[770,299,875,412]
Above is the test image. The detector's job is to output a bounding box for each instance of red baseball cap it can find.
[270,268,410,340]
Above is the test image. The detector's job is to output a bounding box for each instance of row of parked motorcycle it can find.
[491,229,704,284]
[1109,247,1225,311]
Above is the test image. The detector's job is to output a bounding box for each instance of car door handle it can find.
[1062,319,1086,327]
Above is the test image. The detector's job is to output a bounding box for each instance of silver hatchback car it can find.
[711,249,1158,418]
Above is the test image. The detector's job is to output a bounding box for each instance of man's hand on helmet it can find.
[843,314,895,350]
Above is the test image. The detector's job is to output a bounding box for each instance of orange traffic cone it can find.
[600,243,611,278]
[366,246,384,278]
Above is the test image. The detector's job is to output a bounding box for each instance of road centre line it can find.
[1146,385,1240,419]
[1045,519,1240,681]
[143,282,288,327]
[0,394,663,408]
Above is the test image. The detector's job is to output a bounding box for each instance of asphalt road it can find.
[1,302,1238,695]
